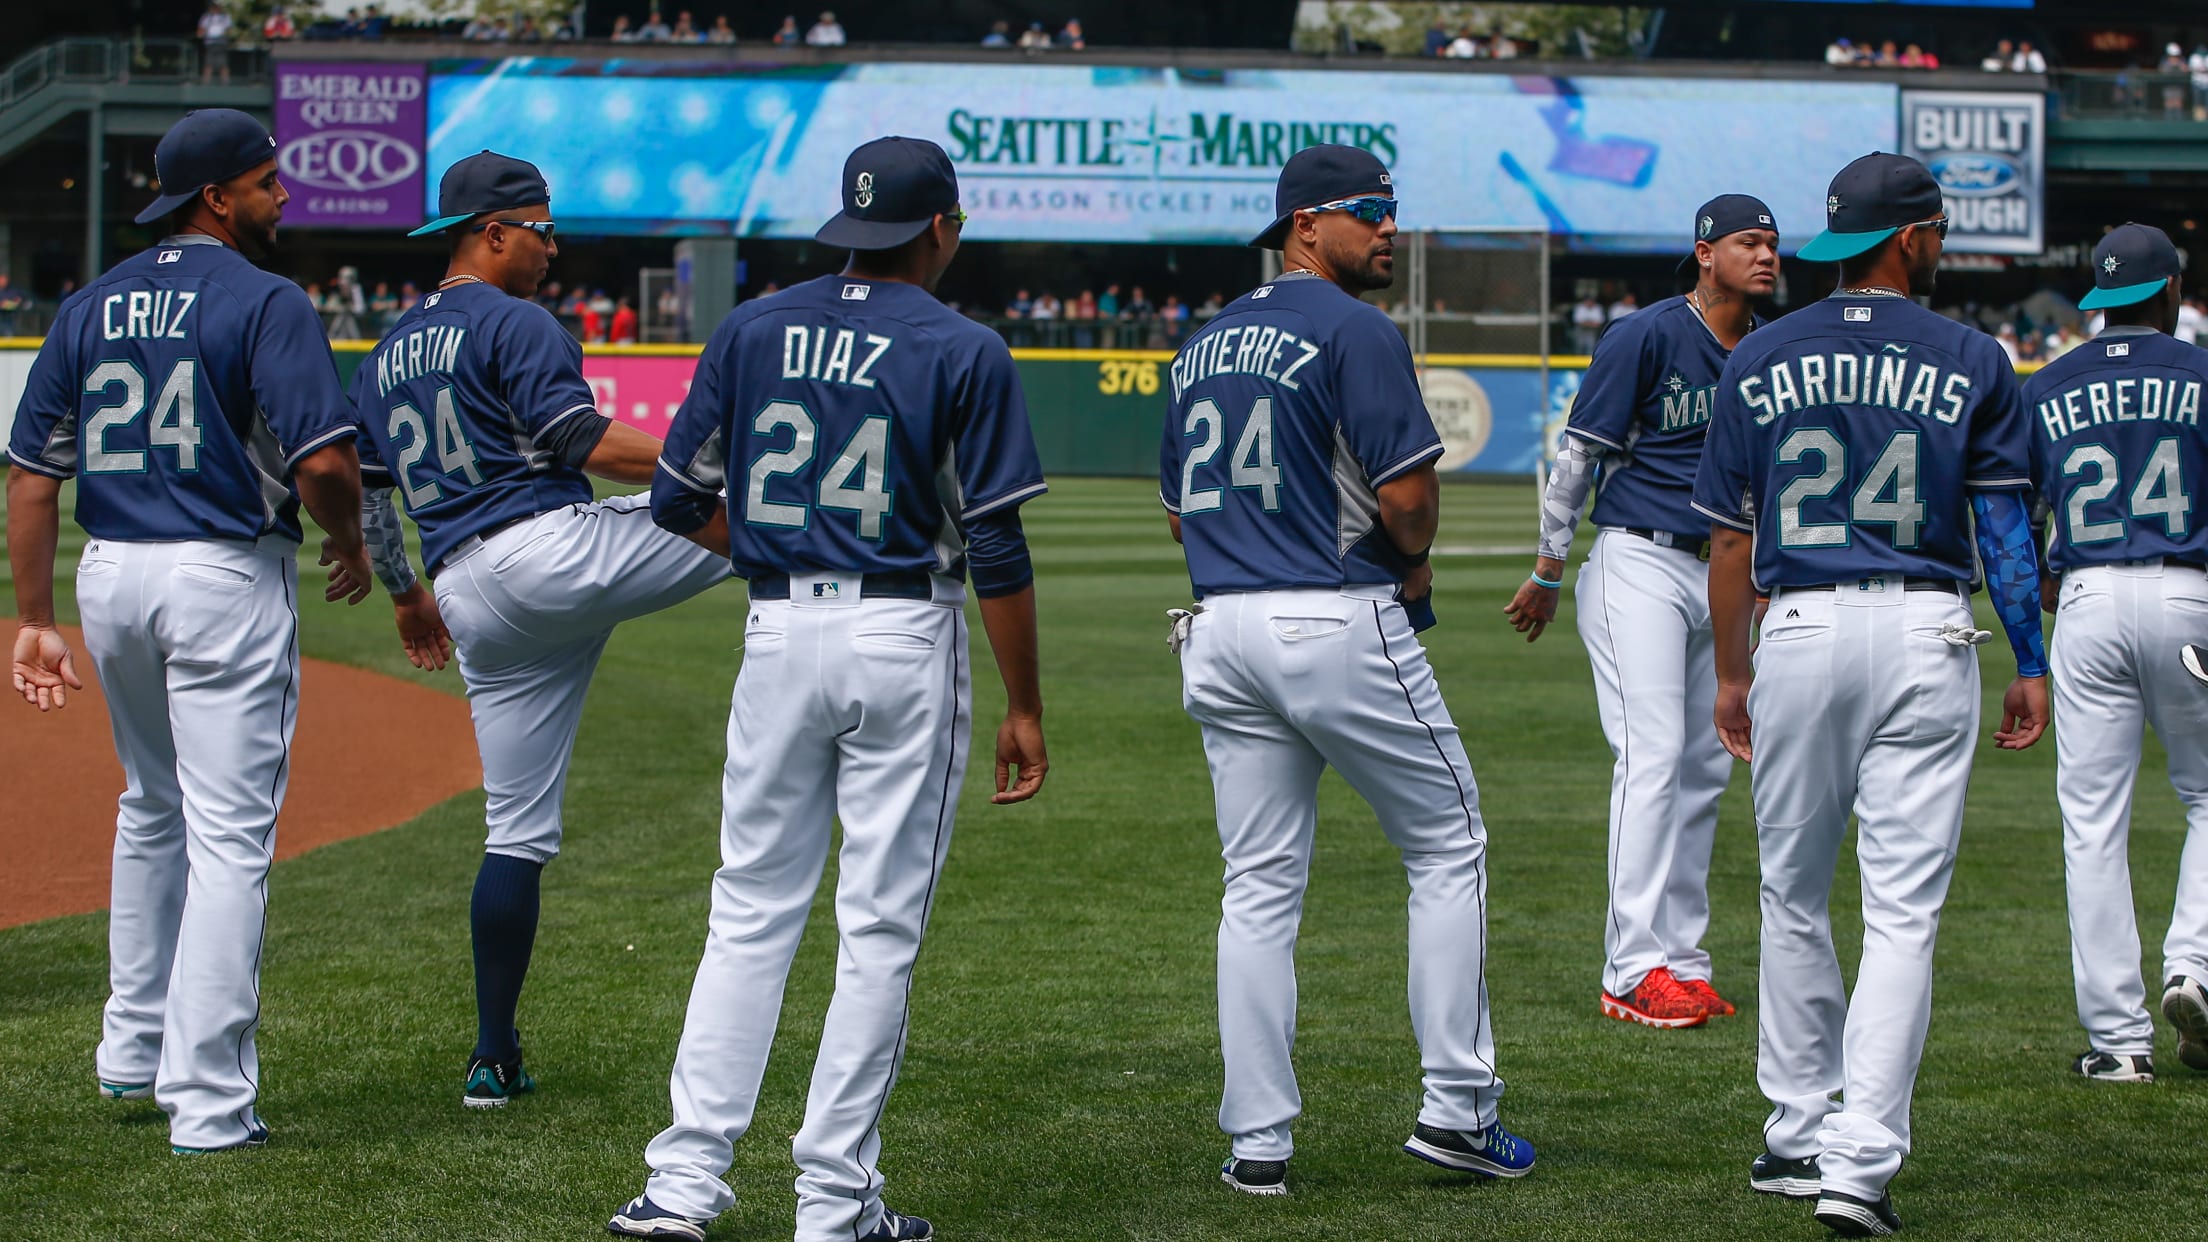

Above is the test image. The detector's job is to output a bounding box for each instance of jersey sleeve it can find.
[6,319,80,478]
[1159,402,1183,515]
[953,335,1048,520]
[1331,310,1442,485]
[345,363,396,488]
[1691,353,1756,531]
[251,283,358,466]
[494,303,601,440]
[1565,310,1658,450]
[1965,341,2033,491]
[650,315,733,536]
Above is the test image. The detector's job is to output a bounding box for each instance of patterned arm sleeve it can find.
[1537,434,1605,562]
[1970,490,2049,678]
[361,485,418,596]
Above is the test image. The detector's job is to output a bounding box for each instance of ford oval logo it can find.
[278,130,420,193]
[1928,154,2018,198]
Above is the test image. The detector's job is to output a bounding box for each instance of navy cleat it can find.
[1749,1151,1820,1198]
[1219,1156,1289,1196]
[1815,1189,1902,1237]
[2074,1049,2154,1083]
[858,1207,934,1240]
[606,1195,708,1241]
[463,1050,537,1109]
[1403,1121,1536,1178]
[172,1122,269,1156]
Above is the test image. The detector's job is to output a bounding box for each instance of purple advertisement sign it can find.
[274,61,426,230]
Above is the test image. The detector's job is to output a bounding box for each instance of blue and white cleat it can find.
[1220,1156,1289,1196]
[99,1079,154,1101]
[2165,975,2208,1071]
[606,1195,709,1241]
[1403,1121,1536,1178]
[858,1207,935,1240]
[172,1122,269,1155]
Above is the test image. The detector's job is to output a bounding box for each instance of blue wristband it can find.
[1530,571,1563,590]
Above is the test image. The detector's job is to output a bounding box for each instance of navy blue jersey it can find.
[350,283,600,570]
[1693,293,2031,588]
[1569,294,1753,536]
[653,275,1047,579]
[7,235,355,542]
[1160,274,1441,597]
[2022,328,2208,572]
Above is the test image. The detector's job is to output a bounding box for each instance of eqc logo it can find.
[279,130,420,192]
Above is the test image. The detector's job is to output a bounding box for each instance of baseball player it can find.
[1505,195,1780,1029]
[608,136,1048,1242]
[1162,144,1534,1198]
[340,152,732,1108]
[1695,152,2048,1237]
[2024,224,2208,1083]
[6,109,372,1153]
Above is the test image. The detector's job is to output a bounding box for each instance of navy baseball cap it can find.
[2079,223,2183,310]
[814,137,960,251]
[1251,144,1394,250]
[1696,194,1777,245]
[410,151,551,237]
[134,109,279,225]
[1797,153,1944,263]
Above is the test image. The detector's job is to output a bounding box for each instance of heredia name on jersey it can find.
[1170,322,1320,401]
[376,324,468,397]
[1739,349,1971,427]
[2035,376,2202,441]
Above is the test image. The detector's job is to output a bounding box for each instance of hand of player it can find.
[2040,573,2060,615]
[1400,561,1434,604]
[319,538,375,605]
[390,584,453,671]
[992,710,1048,804]
[1995,675,2050,750]
[11,623,84,712]
[1503,558,1564,642]
[1714,678,1753,763]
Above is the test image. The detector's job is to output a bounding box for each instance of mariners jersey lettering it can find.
[1569,295,1751,535]
[657,275,1047,580]
[1693,294,2030,588]
[1160,274,1442,597]
[7,235,355,542]
[350,283,600,570]
[2022,327,2208,571]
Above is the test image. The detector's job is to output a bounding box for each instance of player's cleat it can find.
[2073,1049,2155,1083]
[98,1079,154,1101]
[1402,1121,1536,1178]
[462,1051,537,1108]
[1600,966,1710,1028]
[1814,1188,1902,1237]
[1748,1151,1820,1198]
[2163,975,2208,1071]
[606,1195,709,1241]
[857,1208,934,1240]
[1679,977,1736,1017]
[2181,644,2208,687]
[1220,1156,1289,1196]
[172,1122,270,1156]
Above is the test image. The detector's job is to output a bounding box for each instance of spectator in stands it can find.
[1031,291,1062,322]
[1124,285,1155,319]
[2163,44,2191,118]
[608,15,634,40]
[1826,37,1853,68]
[327,266,367,340]
[2016,333,2043,364]
[807,10,847,46]
[198,2,233,84]
[1491,31,1520,60]
[1571,292,1605,353]
[517,15,546,42]
[1901,44,1935,70]
[1445,27,1480,59]
[671,11,700,42]
[1058,19,1086,50]
[611,296,639,344]
[0,274,25,337]
[710,15,736,44]
[773,15,801,45]
[639,9,673,41]
[2048,321,2087,359]
[2012,41,2047,74]
[1994,322,2021,365]
[1160,294,1189,343]
[1018,22,1051,50]
[400,280,421,310]
[982,20,1011,47]
[1983,39,2014,72]
[1607,290,1638,322]
[369,281,400,337]
[2179,293,2207,344]
[1097,284,1121,318]
[360,5,388,39]
[263,6,296,41]
[580,295,605,344]
[1196,292,1225,320]
[1425,20,1451,58]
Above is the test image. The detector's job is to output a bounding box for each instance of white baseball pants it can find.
[1179,587,1503,1162]
[2050,562,2208,1055]
[431,494,731,863]
[1576,529,1735,996]
[76,536,300,1150]
[643,578,971,1242]
[1749,579,1980,1201]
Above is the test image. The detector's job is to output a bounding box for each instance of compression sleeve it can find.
[966,507,1034,599]
[1537,434,1604,563]
[1971,490,2048,678]
[362,485,418,596]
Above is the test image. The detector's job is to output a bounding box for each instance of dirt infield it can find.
[0,622,480,929]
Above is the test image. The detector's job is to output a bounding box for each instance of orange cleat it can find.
[1600,966,1709,1028]
[1679,977,1736,1017]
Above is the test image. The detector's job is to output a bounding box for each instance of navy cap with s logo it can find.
[409,151,552,236]
[814,136,960,251]
[1797,152,1944,262]
[133,109,280,225]
[2078,223,2183,310]
[1250,144,1395,250]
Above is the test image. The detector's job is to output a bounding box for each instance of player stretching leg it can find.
[609,137,1049,1242]
[7,110,372,1153]
[1506,196,1779,1028]
[2026,225,2208,1082]
[1695,153,2049,1237]
[341,153,732,1107]
[1165,145,1533,1198]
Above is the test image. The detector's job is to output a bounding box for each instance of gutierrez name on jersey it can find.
[1170,322,1321,401]
[1739,346,1972,427]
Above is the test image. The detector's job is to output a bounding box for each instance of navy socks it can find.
[470,853,544,1062]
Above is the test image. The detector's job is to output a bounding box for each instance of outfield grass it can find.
[1,475,2200,1241]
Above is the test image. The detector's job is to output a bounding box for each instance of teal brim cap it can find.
[406,212,476,238]
[1797,226,1899,263]
[2079,278,2169,311]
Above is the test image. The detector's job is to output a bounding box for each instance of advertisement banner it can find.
[1901,89,2044,255]
[426,62,1897,247]
[276,61,428,230]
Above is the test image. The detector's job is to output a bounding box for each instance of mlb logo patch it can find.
[1844,306,1872,323]
[811,582,842,599]
[157,249,182,264]
[2107,342,2132,358]
[1252,286,1273,299]
[841,283,871,301]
